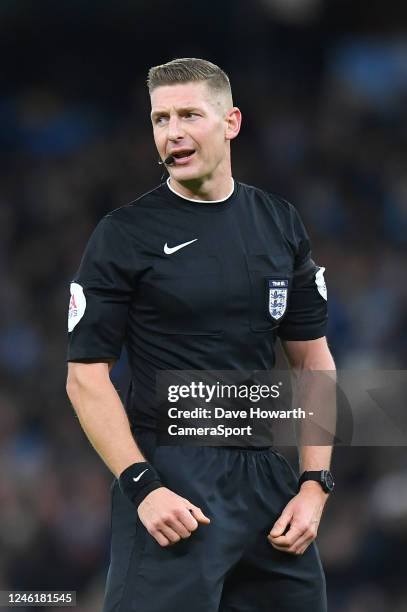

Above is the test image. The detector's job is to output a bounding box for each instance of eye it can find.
[155,115,168,125]
[184,112,199,119]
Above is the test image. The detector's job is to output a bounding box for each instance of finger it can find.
[281,539,311,556]
[166,518,192,539]
[160,524,182,545]
[152,530,170,547]
[269,538,296,551]
[268,524,304,548]
[290,529,317,554]
[294,543,310,556]
[178,507,199,531]
[269,508,293,538]
[270,526,314,554]
[188,504,211,525]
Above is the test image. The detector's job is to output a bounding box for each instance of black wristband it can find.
[118,462,162,508]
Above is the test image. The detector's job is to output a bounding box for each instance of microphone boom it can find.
[158,155,175,166]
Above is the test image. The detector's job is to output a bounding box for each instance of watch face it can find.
[323,470,335,492]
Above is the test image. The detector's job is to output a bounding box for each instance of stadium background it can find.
[1,1,406,610]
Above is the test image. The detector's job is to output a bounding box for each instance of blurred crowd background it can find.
[0,1,406,610]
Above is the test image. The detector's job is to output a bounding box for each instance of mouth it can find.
[170,149,196,165]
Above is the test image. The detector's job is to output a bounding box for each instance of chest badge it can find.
[268,279,288,320]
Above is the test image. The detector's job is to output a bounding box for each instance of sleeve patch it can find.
[68,282,87,332]
[315,267,327,301]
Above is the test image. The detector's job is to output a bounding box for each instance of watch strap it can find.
[298,470,334,493]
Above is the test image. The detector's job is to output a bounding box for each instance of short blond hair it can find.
[147,57,233,105]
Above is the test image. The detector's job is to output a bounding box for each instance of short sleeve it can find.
[277,205,328,341]
[67,215,135,361]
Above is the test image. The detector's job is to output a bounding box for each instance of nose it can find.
[167,115,184,141]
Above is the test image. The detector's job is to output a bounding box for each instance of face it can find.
[150,81,240,183]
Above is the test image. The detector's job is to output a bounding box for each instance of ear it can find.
[225,107,242,141]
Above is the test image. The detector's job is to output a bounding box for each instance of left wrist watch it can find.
[298,470,335,494]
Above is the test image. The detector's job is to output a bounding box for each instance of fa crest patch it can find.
[268,279,288,321]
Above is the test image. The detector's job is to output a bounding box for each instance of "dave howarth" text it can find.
[167,407,306,419]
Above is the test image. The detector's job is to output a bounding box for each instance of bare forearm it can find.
[67,364,145,477]
[299,444,332,472]
[283,338,336,473]
[298,361,335,472]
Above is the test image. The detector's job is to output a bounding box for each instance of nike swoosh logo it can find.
[133,468,149,483]
[164,239,198,255]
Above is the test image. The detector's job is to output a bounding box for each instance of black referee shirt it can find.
[67,179,328,430]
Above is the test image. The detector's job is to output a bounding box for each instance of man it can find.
[66,58,335,612]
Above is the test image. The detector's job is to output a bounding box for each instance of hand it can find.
[268,482,328,555]
[137,487,211,547]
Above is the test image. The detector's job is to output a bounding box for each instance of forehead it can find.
[150,82,213,112]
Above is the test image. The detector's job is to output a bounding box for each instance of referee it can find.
[66,58,335,612]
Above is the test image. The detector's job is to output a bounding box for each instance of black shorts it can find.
[103,431,327,612]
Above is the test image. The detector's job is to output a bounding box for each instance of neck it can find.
[167,176,234,203]
[168,174,233,201]
[168,153,233,201]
